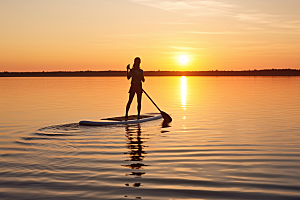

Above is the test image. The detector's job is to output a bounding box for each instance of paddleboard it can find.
[79,113,162,126]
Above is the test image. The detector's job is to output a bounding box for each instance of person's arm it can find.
[141,70,145,82]
[126,64,131,80]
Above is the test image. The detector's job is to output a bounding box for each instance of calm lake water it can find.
[0,76,300,200]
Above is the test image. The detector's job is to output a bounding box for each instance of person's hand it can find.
[126,64,130,70]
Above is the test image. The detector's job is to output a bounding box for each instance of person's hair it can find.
[133,57,141,69]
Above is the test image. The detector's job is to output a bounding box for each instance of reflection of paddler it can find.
[123,124,148,193]
[125,57,145,118]
[125,124,146,162]
[122,163,148,169]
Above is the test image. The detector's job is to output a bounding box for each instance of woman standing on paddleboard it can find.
[125,57,145,118]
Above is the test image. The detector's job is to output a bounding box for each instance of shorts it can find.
[128,84,143,94]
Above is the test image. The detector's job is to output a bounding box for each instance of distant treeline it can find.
[1,69,300,77]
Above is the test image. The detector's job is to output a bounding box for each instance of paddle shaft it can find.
[142,90,162,112]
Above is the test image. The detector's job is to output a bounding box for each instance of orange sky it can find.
[1,0,300,72]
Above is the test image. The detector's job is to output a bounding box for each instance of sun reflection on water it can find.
[181,76,187,110]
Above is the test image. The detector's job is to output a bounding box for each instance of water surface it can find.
[0,76,300,200]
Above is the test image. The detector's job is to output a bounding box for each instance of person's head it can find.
[133,57,141,69]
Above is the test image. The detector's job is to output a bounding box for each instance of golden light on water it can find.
[181,76,187,110]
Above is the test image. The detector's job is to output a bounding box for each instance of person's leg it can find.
[137,92,142,117]
[126,92,135,117]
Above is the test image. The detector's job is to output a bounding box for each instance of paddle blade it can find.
[162,120,171,128]
[161,111,172,122]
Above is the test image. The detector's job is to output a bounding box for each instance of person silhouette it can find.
[125,57,145,118]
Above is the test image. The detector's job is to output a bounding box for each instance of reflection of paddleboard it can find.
[79,113,162,126]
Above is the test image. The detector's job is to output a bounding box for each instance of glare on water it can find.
[181,76,187,110]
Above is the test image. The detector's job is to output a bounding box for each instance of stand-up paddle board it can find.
[79,113,162,126]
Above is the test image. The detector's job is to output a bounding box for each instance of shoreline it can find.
[1,69,300,77]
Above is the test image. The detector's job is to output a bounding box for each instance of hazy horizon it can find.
[2,68,300,73]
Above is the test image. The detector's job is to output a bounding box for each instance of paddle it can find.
[142,89,172,122]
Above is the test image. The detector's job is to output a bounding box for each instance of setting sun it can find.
[179,55,189,65]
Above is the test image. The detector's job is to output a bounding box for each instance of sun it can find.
[179,55,189,65]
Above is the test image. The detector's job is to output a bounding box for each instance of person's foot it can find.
[137,115,141,119]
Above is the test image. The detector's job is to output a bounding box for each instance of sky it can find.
[1,0,300,72]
